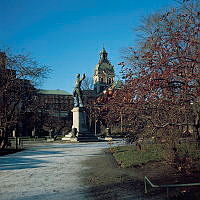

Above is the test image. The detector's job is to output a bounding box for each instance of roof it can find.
[38,89,72,95]
[101,47,107,54]
[94,47,114,73]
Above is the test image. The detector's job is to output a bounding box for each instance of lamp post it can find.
[120,111,123,134]
[95,117,97,136]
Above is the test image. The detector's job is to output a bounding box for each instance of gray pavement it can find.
[0,142,110,200]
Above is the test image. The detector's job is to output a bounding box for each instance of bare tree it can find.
[81,77,94,90]
[0,50,50,149]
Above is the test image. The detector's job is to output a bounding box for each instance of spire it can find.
[100,46,107,54]
[99,47,109,64]
[94,47,115,94]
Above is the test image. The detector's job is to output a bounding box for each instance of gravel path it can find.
[0,142,110,200]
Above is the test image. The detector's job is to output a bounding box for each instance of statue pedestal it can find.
[62,132,78,142]
[72,107,88,133]
[62,107,99,142]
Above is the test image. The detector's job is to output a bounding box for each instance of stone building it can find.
[38,89,73,115]
[82,48,116,107]
[36,89,73,136]
[93,48,115,94]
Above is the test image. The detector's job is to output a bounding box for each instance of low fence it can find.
[8,137,47,149]
[144,176,200,199]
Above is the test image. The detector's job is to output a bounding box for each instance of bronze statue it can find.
[73,73,85,107]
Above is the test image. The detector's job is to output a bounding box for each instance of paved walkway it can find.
[0,142,110,200]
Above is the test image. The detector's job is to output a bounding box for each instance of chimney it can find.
[0,52,7,69]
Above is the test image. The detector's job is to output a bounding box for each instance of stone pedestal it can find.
[71,107,88,134]
[62,107,99,142]
[62,132,78,142]
[12,129,16,137]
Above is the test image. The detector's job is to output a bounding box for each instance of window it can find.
[99,77,103,82]
[107,78,112,84]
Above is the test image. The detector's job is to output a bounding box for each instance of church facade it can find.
[93,48,115,94]
[82,47,115,105]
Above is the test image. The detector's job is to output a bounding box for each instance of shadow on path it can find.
[0,147,66,170]
[0,143,108,171]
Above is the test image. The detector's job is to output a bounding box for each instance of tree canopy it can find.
[0,50,50,149]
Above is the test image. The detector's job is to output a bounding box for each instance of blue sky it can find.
[0,0,176,93]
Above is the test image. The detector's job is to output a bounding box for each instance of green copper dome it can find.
[94,47,114,73]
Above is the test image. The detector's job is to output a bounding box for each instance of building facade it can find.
[36,89,73,136]
[93,48,115,94]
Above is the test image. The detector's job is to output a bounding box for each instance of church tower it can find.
[93,48,115,94]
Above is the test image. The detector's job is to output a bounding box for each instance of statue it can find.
[73,73,85,107]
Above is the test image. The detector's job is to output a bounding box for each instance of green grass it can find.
[176,143,200,160]
[111,143,200,168]
[111,144,165,168]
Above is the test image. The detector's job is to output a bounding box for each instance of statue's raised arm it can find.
[81,73,86,82]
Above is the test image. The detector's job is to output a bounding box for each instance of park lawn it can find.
[111,143,200,168]
[176,142,200,160]
[111,144,165,168]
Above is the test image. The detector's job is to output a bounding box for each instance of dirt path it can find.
[0,142,111,200]
[80,149,166,200]
[0,141,166,200]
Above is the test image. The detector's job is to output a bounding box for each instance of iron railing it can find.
[144,176,200,199]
